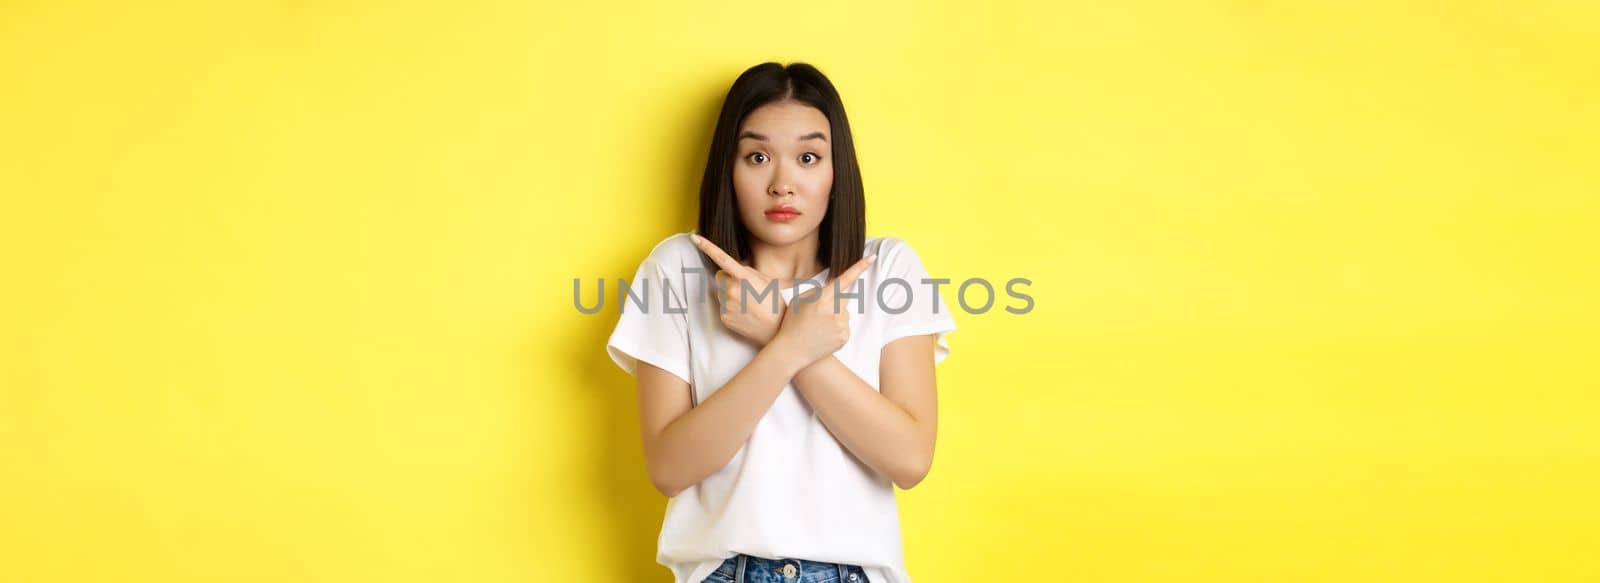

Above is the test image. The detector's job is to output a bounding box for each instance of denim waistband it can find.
[712,553,869,583]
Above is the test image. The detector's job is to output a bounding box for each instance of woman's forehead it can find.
[740,102,829,137]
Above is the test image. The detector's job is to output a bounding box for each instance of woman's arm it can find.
[790,334,940,489]
[644,234,896,494]
[634,345,808,498]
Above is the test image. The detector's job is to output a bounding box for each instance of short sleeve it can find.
[877,239,958,365]
[606,256,694,385]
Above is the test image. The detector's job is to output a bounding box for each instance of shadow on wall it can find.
[541,73,721,581]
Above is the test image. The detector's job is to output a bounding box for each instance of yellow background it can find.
[3,0,1597,581]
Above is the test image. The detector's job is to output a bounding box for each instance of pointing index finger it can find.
[690,233,747,275]
[831,253,877,291]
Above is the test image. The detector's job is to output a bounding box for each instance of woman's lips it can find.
[765,208,800,222]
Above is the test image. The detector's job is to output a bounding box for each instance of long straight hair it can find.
[695,62,867,276]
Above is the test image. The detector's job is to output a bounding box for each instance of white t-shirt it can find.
[606,232,957,583]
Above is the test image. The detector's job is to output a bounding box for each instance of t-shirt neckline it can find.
[778,267,831,297]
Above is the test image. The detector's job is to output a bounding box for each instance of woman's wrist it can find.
[760,334,813,377]
[760,301,788,345]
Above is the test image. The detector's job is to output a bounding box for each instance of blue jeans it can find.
[700,554,871,583]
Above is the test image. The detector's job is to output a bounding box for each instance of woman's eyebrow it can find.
[737,131,829,143]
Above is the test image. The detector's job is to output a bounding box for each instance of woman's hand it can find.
[691,233,788,345]
[771,253,876,366]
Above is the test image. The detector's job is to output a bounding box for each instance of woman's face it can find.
[732,100,833,250]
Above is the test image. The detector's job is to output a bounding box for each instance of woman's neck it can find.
[746,234,824,287]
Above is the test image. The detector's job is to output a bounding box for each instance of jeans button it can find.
[848,573,859,582]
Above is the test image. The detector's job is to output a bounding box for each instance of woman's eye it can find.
[747,152,768,164]
[800,152,821,164]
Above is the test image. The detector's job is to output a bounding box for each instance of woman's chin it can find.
[746,222,819,246]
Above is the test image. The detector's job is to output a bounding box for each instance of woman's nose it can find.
[769,160,796,196]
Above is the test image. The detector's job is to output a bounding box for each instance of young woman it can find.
[606,62,955,583]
